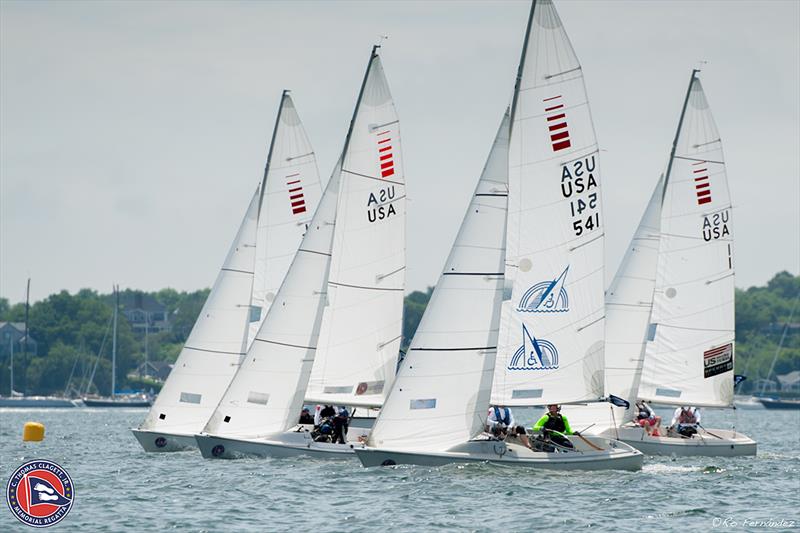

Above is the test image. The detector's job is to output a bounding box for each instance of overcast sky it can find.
[1,0,798,303]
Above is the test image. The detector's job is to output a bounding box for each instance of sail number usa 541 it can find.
[561,155,600,236]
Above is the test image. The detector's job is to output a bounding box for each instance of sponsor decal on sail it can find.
[508,324,559,371]
[704,343,733,378]
[517,266,570,313]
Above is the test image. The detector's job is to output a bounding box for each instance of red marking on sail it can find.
[286,175,306,215]
[377,134,396,179]
[692,160,706,166]
[543,96,571,152]
[694,171,712,205]
[377,130,391,136]
[693,168,707,173]
[695,182,710,190]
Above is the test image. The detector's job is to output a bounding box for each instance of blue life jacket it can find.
[493,406,510,426]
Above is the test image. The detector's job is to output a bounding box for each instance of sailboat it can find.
[83,286,152,408]
[195,45,406,460]
[131,92,322,451]
[565,70,756,456]
[356,0,641,471]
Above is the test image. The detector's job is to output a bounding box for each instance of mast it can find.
[509,0,536,128]
[340,45,380,164]
[23,277,29,393]
[662,69,700,203]
[257,90,290,215]
[111,285,118,399]
[8,333,13,395]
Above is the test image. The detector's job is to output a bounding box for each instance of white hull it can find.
[195,428,365,460]
[131,429,198,452]
[355,436,643,471]
[733,395,765,410]
[0,396,80,408]
[608,426,756,457]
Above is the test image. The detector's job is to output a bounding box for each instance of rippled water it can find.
[1,407,798,532]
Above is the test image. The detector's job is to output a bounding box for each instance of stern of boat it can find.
[132,429,197,453]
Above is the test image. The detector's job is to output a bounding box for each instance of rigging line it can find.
[673,155,724,165]
[342,168,404,187]
[254,338,317,351]
[286,151,315,161]
[328,281,403,292]
[221,267,255,275]
[655,324,734,333]
[296,248,332,257]
[377,265,405,280]
[183,346,246,356]
[411,346,497,352]
[442,272,504,277]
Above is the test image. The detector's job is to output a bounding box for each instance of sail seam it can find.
[254,338,317,350]
[221,268,255,275]
[442,272,504,276]
[342,168,404,186]
[297,248,332,257]
[328,281,403,292]
[183,346,246,356]
[411,346,497,352]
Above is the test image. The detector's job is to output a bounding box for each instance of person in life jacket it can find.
[635,400,662,437]
[332,406,350,444]
[670,406,700,438]
[486,406,530,448]
[532,404,577,449]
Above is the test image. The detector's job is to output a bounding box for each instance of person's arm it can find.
[563,415,573,435]
[507,409,515,428]
[532,415,548,432]
[486,409,497,429]
[645,403,655,418]
[694,408,701,425]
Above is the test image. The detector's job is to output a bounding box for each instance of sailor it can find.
[486,405,530,447]
[532,404,577,449]
[332,406,350,444]
[315,404,336,426]
[299,407,314,425]
[670,406,700,438]
[635,400,662,436]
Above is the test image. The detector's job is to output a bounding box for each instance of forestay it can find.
[367,111,509,452]
[250,93,323,344]
[638,72,735,408]
[564,176,664,431]
[493,0,605,407]
[138,94,321,437]
[202,160,342,439]
[305,53,406,409]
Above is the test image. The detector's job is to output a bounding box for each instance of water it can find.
[1,407,798,532]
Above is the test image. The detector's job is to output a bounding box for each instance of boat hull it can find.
[195,431,359,460]
[355,437,643,471]
[131,429,198,452]
[758,398,800,410]
[0,397,78,408]
[83,399,151,408]
[610,426,757,457]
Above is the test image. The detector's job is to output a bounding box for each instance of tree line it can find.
[0,272,797,396]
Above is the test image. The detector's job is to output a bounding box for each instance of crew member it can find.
[670,406,700,438]
[532,404,577,449]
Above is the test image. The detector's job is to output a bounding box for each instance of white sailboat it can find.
[132,92,322,451]
[356,0,642,471]
[565,70,756,457]
[195,45,406,459]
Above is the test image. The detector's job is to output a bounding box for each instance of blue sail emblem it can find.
[508,324,559,371]
[517,266,569,313]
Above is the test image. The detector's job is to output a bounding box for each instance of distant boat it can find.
[758,397,800,410]
[82,286,152,408]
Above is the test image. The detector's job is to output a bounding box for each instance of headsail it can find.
[250,92,323,344]
[638,71,735,408]
[138,94,321,437]
[367,111,509,452]
[305,52,406,408]
[492,0,605,406]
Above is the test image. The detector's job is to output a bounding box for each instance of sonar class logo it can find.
[508,324,559,371]
[6,459,74,528]
[516,266,570,313]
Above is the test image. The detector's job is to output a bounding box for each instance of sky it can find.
[1,0,798,303]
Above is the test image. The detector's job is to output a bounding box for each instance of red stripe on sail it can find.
[378,138,391,144]
[694,176,709,182]
[292,206,307,214]
[379,146,392,153]
[546,113,566,122]
[290,193,304,200]
[545,104,564,112]
[692,160,706,166]
[550,131,569,142]
[698,197,712,205]
[693,168,707,173]
[288,187,302,193]
[548,122,567,132]
[380,161,394,170]
[377,130,390,136]
[291,200,306,208]
[286,173,300,178]
[380,154,392,161]
[381,168,395,178]
[542,95,562,102]
[286,180,301,185]
[696,190,711,198]
[552,140,572,151]
[695,182,710,190]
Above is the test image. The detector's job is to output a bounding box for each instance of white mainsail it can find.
[203,47,399,438]
[138,93,320,437]
[250,92,323,344]
[366,111,509,452]
[638,71,735,408]
[305,53,406,409]
[492,0,605,406]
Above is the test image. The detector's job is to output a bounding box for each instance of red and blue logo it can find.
[6,460,74,528]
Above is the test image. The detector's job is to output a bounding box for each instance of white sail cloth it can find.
[492,0,605,407]
[638,75,735,408]
[367,112,509,452]
[139,95,321,436]
[202,161,342,439]
[305,55,405,408]
[250,94,323,344]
